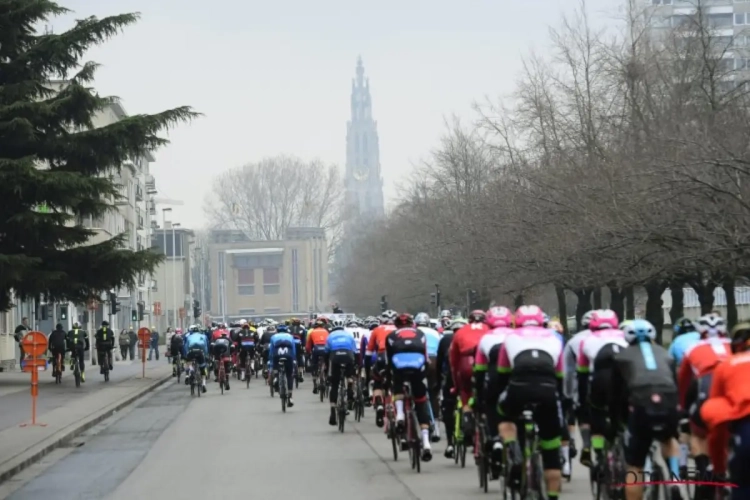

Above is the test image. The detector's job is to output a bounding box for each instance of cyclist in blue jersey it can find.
[268,330,296,407]
[325,319,357,426]
[668,317,701,373]
[184,327,209,393]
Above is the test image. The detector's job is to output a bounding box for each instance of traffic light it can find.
[193,299,201,319]
[380,295,388,312]
[109,291,121,315]
[60,304,68,320]
[138,301,145,320]
[469,289,479,309]
[131,309,138,322]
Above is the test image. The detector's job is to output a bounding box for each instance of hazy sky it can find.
[55,0,622,228]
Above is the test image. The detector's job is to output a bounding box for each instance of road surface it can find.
[3,376,593,499]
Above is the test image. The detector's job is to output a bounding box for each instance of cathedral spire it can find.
[356,55,365,87]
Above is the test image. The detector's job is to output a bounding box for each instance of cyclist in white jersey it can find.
[562,310,594,468]
[495,305,564,498]
[576,309,628,467]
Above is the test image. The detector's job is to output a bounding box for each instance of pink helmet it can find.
[515,305,545,327]
[486,306,513,328]
[589,309,619,330]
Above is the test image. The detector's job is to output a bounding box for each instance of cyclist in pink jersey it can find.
[495,305,564,498]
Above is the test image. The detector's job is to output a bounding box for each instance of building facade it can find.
[151,225,196,331]
[208,228,329,321]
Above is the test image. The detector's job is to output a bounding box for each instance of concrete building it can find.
[208,228,329,322]
[151,225,196,331]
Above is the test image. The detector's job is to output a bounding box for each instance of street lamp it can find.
[172,223,181,330]
[161,208,172,330]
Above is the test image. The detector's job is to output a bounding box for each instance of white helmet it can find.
[238,319,248,326]
[414,312,430,327]
[581,310,595,329]
[697,313,726,339]
[380,310,397,324]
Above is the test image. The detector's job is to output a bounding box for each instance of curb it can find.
[0,372,173,484]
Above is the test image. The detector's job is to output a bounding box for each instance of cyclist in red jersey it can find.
[449,309,490,441]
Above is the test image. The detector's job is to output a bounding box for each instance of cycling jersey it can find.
[305,327,329,353]
[576,329,628,373]
[326,329,357,353]
[449,322,490,405]
[367,324,396,355]
[212,329,230,343]
[290,324,306,344]
[386,327,428,369]
[475,327,511,371]
[497,326,564,379]
[678,337,731,409]
[563,329,590,400]
[269,333,296,367]
[611,341,676,407]
[185,332,209,356]
[237,329,258,348]
[418,326,441,357]
[668,331,701,367]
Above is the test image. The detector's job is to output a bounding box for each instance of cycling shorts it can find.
[623,402,679,468]
[453,354,474,406]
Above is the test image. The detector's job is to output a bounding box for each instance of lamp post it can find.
[161,208,172,330]
[172,223,181,330]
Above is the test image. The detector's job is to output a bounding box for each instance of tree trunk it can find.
[556,286,569,338]
[514,294,524,309]
[625,286,635,319]
[723,278,737,329]
[573,288,594,331]
[593,287,602,309]
[644,281,667,345]
[687,276,718,315]
[608,284,625,324]
[668,282,684,326]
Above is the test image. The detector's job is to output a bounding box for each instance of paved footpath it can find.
[1,375,593,499]
[0,359,173,484]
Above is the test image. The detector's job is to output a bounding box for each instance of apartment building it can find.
[208,227,329,321]
[151,225,196,331]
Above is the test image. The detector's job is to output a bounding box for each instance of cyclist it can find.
[702,322,750,500]
[366,310,398,427]
[325,319,357,426]
[436,316,466,459]
[563,310,593,471]
[495,305,563,498]
[170,327,186,376]
[359,317,378,404]
[474,306,513,467]
[258,323,276,373]
[415,312,441,439]
[677,312,731,491]
[212,329,234,390]
[438,309,453,333]
[184,326,209,393]
[289,317,307,382]
[669,318,701,373]
[576,309,627,467]
[268,326,296,407]
[95,320,115,373]
[48,323,67,377]
[386,313,433,462]
[449,309,490,443]
[306,318,330,394]
[611,319,682,500]
[66,321,89,382]
[237,322,259,381]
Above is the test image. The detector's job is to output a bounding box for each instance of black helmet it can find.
[673,317,695,336]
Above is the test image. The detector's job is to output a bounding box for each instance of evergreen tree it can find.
[0,0,199,311]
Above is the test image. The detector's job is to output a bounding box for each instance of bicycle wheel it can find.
[319,373,325,402]
[390,421,399,461]
[74,366,81,388]
[281,375,287,413]
[338,379,346,433]
[410,408,421,473]
[220,370,225,395]
[196,372,202,398]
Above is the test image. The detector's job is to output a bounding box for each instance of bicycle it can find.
[643,443,670,500]
[174,353,183,383]
[254,350,263,379]
[454,399,467,468]
[383,389,399,461]
[71,350,82,388]
[317,362,328,403]
[336,363,348,433]
[244,351,253,388]
[218,356,228,395]
[278,358,290,412]
[53,352,63,384]
[99,349,111,382]
[502,406,546,500]
[474,412,492,492]
[402,382,423,473]
[353,368,365,423]
[187,361,202,398]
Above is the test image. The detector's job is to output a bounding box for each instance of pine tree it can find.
[0,0,199,311]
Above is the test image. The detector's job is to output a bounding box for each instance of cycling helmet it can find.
[73,322,80,328]
[486,306,513,328]
[696,313,726,339]
[515,305,545,327]
[331,318,346,330]
[581,310,595,329]
[439,309,452,319]
[266,325,277,334]
[468,309,486,323]
[394,313,414,329]
[589,309,619,330]
[622,319,656,343]
[175,328,183,334]
[547,320,564,334]
[619,319,633,331]
[277,324,289,333]
[730,322,750,353]
[414,312,430,327]
[449,318,467,332]
[189,325,200,333]
[367,318,379,330]
[314,318,326,328]
[673,317,695,336]
[440,316,452,328]
[238,319,247,326]
[381,309,397,324]
[346,319,359,327]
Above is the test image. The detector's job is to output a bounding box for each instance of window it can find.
[238,308,256,315]
[264,308,281,313]
[736,13,749,25]
[237,268,254,296]
[263,268,280,295]
[709,13,732,28]
[736,58,747,70]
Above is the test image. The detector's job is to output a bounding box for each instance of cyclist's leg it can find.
[77,348,85,373]
[589,367,612,462]
[408,367,433,456]
[622,405,656,500]
[391,367,406,426]
[442,383,457,456]
[284,355,294,397]
[535,389,563,496]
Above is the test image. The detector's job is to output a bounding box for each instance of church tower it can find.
[344,56,385,229]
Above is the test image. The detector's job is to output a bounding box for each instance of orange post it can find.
[20,331,48,427]
[138,327,151,379]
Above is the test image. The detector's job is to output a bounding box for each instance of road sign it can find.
[21,331,48,357]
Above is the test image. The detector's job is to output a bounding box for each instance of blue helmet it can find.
[277,325,289,333]
[622,319,656,343]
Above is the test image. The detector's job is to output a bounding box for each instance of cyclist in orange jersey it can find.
[366,310,397,427]
[306,318,329,394]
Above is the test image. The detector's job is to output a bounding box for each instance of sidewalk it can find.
[0,362,173,483]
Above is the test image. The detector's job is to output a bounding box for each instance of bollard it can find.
[20,331,48,427]
[137,327,151,378]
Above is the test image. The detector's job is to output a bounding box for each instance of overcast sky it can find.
[55,0,622,228]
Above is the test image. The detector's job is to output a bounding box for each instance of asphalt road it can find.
[5,376,594,499]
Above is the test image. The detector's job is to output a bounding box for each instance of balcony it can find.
[138,215,144,230]
[148,200,156,216]
[114,184,128,205]
[151,219,158,229]
[135,184,143,201]
[146,175,156,191]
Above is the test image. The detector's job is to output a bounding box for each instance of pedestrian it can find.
[118,329,130,360]
[128,328,137,360]
[148,328,160,360]
[14,317,29,368]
